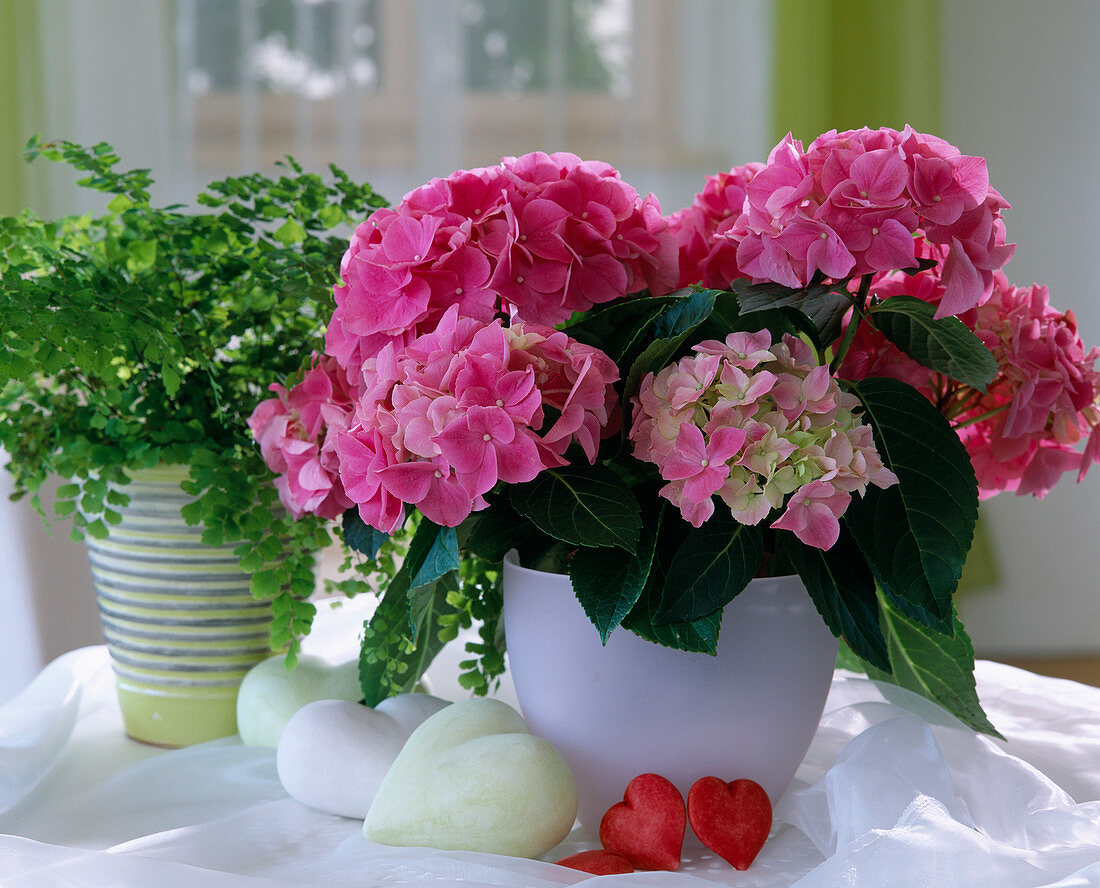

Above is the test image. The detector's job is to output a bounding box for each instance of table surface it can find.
[3,601,1100,887]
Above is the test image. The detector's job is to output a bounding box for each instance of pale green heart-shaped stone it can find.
[236,654,362,747]
[363,698,577,858]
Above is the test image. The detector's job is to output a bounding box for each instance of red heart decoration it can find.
[687,777,772,871]
[599,772,686,871]
[555,850,635,875]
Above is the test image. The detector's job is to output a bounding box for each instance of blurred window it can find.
[177,0,772,203]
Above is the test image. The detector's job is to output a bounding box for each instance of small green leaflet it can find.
[870,295,998,392]
[273,219,306,244]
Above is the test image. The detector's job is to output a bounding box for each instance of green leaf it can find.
[564,295,677,366]
[106,194,133,213]
[568,525,657,643]
[510,466,642,553]
[273,219,306,245]
[729,278,853,347]
[868,591,1001,737]
[85,518,108,539]
[251,569,281,598]
[54,499,77,517]
[317,204,345,228]
[622,586,722,654]
[238,550,265,573]
[341,507,389,560]
[161,361,181,396]
[652,288,721,339]
[621,289,720,399]
[125,240,157,272]
[870,295,999,392]
[782,525,890,671]
[409,523,460,591]
[845,378,978,632]
[358,570,461,706]
[656,513,762,624]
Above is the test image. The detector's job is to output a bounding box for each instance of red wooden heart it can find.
[687,777,772,871]
[555,850,635,875]
[599,772,686,871]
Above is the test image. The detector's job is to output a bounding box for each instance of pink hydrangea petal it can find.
[936,237,984,318]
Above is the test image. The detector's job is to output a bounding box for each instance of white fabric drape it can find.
[4,621,1100,886]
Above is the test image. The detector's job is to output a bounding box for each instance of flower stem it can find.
[830,274,873,373]
[954,404,1009,429]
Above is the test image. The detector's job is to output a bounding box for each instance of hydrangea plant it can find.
[252,128,1099,731]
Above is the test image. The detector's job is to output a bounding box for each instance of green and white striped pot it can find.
[86,464,274,746]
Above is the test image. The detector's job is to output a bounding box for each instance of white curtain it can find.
[3,0,774,702]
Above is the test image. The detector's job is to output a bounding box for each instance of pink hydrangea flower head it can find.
[631,331,897,548]
[248,355,358,520]
[719,127,1014,319]
[839,264,1100,499]
[666,163,765,289]
[327,153,676,385]
[331,308,619,532]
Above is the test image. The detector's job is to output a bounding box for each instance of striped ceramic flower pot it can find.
[86,464,274,746]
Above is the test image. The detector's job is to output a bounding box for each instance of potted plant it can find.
[250,130,1100,827]
[0,139,391,745]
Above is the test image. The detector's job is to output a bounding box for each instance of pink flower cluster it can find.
[840,259,1100,499]
[665,163,764,289]
[725,127,1015,318]
[334,306,619,532]
[247,355,356,520]
[326,151,676,380]
[629,331,898,549]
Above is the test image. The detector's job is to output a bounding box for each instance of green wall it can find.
[772,0,942,143]
[1,0,39,215]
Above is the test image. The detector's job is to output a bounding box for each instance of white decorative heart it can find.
[363,698,577,858]
[276,694,451,818]
[236,654,361,747]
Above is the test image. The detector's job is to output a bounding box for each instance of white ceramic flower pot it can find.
[86,464,274,746]
[502,551,838,833]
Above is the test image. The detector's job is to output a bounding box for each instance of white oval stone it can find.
[277,694,451,818]
[363,698,577,858]
[236,654,362,747]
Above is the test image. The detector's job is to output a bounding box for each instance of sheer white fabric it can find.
[3,598,1100,887]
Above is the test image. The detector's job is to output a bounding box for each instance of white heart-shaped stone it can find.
[363,698,577,858]
[236,654,361,747]
[276,694,451,818]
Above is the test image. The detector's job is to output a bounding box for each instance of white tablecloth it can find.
[3,603,1100,887]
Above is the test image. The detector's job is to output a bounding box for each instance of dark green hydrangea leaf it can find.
[845,377,978,634]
